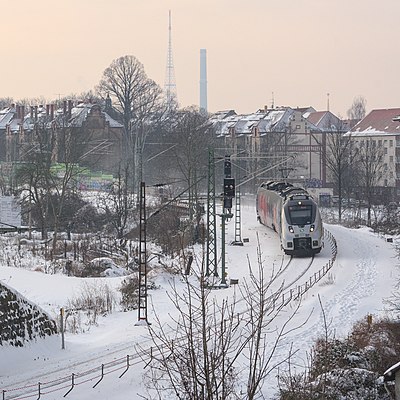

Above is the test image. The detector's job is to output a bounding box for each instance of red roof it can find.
[307,111,327,126]
[351,108,400,134]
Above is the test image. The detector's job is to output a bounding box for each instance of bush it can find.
[120,276,139,311]
[278,316,399,400]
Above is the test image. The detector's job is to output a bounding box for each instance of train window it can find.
[287,205,313,225]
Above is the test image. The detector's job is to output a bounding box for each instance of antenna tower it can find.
[164,10,177,110]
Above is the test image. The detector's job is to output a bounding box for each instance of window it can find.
[384,147,388,154]
[378,139,382,146]
[288,205,313,225]
[390,156,394,163]
[390,140,393,147]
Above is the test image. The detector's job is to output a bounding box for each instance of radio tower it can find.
[164,10,177,111]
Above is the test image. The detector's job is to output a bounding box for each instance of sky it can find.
[2,1,400,117]
[0,199,398,399]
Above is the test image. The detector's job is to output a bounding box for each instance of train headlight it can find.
[288,226,294,233]
[310,224,315,232]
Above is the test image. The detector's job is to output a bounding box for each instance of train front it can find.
[280,195,323,256]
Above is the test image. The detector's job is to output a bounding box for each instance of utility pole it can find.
[220,155,235,287]
[206,148,218,277]
[136,181,149,325]
[232,184,243,246]
[135,178,206,323]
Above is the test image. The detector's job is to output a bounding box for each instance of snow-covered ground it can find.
[0,195,398,399]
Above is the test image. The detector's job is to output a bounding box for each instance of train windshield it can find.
[287,205,313,225]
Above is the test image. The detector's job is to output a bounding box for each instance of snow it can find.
[384,360,400,380]
[0,196,398,399]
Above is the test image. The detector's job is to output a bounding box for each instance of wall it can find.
[0,282,57,346]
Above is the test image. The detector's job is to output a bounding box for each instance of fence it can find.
[278,229,338,308]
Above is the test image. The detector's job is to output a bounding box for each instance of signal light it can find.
[224,156,231,177]
[223,178,235,198]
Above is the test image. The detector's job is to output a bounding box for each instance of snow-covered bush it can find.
[65,281,116,331]
[278,316,399,400]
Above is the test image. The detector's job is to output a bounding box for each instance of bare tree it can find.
[347,96,367,121]
[140,239,301,399]
[16,117,92,251]
[97,55,165,194]
[15,120,56,240]
[98,161,135,240]
[354,138,385,226]
[324,124,358,221]
[171,107,213,228]
[0,97,14,109]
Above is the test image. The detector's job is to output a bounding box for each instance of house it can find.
[209,106,344,194]
[0,105,21,161]
[59,101,124,172]
[1,100,124,176]
[347,108,400,201]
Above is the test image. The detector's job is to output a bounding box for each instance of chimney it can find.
[68,100,73,118]
[50,104,54,120]
[30,106,34,119]
[199,49,207,113]
[46,104,50,116]
[34,105,38,121]
[21,105,25,120]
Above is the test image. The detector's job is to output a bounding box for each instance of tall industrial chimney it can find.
[200,49,207,113]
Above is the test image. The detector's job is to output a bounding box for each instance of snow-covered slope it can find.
[0,196,398,399]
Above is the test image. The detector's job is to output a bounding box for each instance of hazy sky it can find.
[3,0,400,117]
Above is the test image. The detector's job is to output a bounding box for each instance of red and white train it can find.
[256,181,323,256]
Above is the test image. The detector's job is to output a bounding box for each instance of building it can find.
[0,100,124,175]
[209,106,344,194]
[347,108,400,201]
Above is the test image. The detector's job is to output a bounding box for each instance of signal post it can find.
[219,155,235,287]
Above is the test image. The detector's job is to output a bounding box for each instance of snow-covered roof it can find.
[68,103,123,128]
[210,108,292,136]
[306,111,343,132]
[0,102,123,133]
[351,108,400,135]
[0,107,15,129]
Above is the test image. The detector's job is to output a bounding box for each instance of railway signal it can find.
[224,156,232,178]
[223,178,235,198]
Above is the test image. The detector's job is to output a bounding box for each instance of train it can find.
[256,181,323,256]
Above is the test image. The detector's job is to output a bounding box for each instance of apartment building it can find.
[348,108,400,200]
